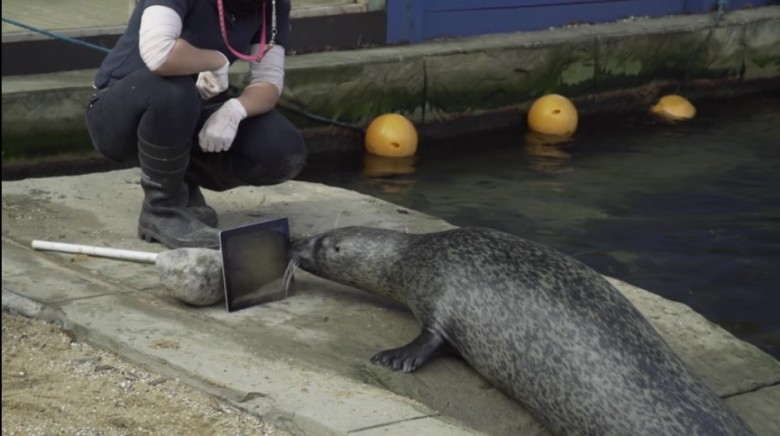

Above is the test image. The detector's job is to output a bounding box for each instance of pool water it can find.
[298,93,780,359]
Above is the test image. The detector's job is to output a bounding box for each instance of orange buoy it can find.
[527,94,578,137]
[365,114,419,158]
[650,95,696,121]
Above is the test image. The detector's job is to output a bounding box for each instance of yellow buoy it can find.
[650,95,696,121]
[527,94,578,137]
[365,113,419,158]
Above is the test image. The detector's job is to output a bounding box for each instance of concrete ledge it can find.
[0,2,369,42]
[2,7,779,161]
[290,2,367,18]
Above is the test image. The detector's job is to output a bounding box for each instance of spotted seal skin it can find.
[291,226,756,436]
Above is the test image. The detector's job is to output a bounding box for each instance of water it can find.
[298,93,780,359]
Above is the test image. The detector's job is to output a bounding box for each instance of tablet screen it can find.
[219,217,293,312]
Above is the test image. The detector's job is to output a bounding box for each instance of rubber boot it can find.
[186,179,218,227]
[137,136,220,249]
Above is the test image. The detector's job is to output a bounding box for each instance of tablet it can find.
[219,217,294,312]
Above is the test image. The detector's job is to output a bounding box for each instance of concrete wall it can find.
[281,7,779,137]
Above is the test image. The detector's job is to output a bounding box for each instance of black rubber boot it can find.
[186,179,218,227]
[137,137,220,249]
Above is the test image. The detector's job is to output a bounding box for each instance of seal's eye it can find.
[334,245,341,253]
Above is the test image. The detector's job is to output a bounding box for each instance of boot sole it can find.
[138,226,165,246]
[138,225,220,249]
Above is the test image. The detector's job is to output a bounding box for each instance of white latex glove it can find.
[196,51,230,100]
[198,98,248,153]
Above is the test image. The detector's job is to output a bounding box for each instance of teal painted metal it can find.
[386,0,779,43]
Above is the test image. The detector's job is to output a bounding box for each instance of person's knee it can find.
[147,76,202,126]
[140,75,202,144]
[238,126,307,186]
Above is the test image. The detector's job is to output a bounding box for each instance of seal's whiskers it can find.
[332,210,346,230]
[283,256,299,298]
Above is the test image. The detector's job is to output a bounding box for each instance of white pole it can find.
[31,240,159,264]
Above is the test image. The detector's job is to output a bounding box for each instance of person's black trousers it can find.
[85,68,307,191]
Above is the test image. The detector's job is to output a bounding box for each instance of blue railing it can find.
[386,0,776,43]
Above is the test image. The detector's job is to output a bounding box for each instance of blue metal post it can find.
[386,0,425,44]
[684,0,716,13]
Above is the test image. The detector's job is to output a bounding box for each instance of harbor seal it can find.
[291,226,755,436]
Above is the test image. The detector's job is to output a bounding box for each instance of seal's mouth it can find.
[289,237,316,272]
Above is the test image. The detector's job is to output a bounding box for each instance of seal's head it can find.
[290,226,409,297]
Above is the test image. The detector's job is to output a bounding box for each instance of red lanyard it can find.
[216,0,267,62]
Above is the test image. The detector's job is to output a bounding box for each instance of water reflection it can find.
[522,132,574,173]
[362,153,417,194]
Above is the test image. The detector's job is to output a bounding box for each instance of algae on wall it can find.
[595,27,745,93]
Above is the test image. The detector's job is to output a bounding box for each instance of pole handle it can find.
[31,240,159,264]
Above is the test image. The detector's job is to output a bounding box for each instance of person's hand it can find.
[198,98,247,153]
[196,51,230,100]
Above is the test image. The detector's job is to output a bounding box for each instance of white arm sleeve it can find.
[247,45,286,96]
[138,5,182,71]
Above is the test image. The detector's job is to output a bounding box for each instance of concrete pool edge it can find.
[2,6,779,162]
[2,171,780,435]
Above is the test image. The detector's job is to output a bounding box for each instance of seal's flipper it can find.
[370,329,452,373]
